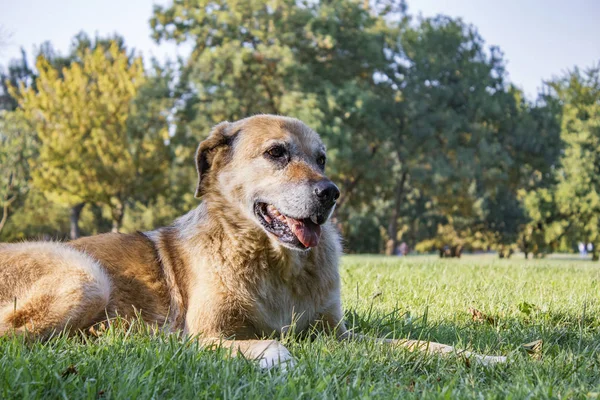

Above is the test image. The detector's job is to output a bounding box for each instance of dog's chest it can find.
[249,261,331,336]
[251,281,317,335]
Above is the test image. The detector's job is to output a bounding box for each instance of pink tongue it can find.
[286,217,321,248]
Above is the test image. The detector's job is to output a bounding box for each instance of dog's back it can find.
[0,241,112,337]
[70,233,172,324]
[0,232,176,336]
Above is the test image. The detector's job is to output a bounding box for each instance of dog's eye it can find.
[317,155,326,167]
[267,145,286,159]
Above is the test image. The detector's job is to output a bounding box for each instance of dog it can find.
[0,115,505,368]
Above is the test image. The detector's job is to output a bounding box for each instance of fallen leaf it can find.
[522,339,543,360]
[88,321,107,337]
[518,302,538,316]
[463,354,471,368]
[468,307,496,325]
[61,365,78,378]
[371,291,383,300]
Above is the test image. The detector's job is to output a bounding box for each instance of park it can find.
[1,0,599,398]
[1,254,599,397]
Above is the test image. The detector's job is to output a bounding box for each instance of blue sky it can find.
[1,0,598,99]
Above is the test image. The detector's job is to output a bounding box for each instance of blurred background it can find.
[0,0,599,259]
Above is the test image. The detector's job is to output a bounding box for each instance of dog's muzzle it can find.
[254,179,339,250]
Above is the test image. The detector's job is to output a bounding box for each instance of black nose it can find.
[314,180,340,204]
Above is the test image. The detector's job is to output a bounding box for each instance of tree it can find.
[534,66,600,259]
[0,110,35,234]
[482,88,562,257]
[151,0,401,243]
[382,16,510,255]
[0,49,35,111]
[11,42,171,238]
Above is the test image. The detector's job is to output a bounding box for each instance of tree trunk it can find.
[451,245,463,258]
[0,194,17,235]
[70,203,85,240]
[385,171,408,256]
[521,240,529,259]
[0,172,17,235]
[0,202,11,234]
[111,200,125,233]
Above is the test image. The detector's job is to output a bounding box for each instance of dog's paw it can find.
[258,342,295,371]
[472,354,507,366]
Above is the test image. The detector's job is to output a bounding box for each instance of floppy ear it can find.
[194,121,236,198]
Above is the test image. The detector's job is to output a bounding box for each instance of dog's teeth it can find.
[277,215,286,222]
[310,215,318,224]
[267,205,281,217]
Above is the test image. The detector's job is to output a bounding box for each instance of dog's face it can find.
[195,115,339,251]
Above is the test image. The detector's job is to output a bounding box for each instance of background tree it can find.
[11,42,170,237]
[1,1,597,259]
[151,0,401,242]
[0,110,35,234]
[0,49,35,111]
[524,66,600,259]
[381,16,509,255]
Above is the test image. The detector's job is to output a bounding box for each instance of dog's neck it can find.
[147,199,331,330]
[170,200,307,274]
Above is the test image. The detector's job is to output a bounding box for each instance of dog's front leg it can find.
[319,309,507,366]
[198,338,294,370]
[343,333,506,366]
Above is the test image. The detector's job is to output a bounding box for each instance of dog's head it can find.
[195,115,339,251]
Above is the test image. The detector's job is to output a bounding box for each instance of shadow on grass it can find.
[342,307,600,359]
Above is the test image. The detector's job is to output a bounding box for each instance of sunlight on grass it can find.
[1,255,599,398]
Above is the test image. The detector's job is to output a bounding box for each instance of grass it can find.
[1,254,600,399]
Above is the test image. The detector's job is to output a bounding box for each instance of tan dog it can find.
[0,115,505,368]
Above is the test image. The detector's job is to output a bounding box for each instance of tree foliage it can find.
[10,42,171,237]
[0,110,35,233]
[0,1,597,260]
[523,66,600,259]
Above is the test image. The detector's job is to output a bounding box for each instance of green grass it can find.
[1,254,600,399]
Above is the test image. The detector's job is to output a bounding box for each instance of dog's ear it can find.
[195,121,237,198]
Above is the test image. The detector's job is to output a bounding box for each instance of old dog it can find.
[0,115,505,368]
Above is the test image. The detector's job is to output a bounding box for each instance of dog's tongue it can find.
[286,217,321,248]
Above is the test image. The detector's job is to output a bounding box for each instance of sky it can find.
[0,0,599,99]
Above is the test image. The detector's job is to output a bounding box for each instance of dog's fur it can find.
[0,115,505,367]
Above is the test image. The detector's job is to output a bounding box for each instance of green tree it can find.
[0,110,35,234]
[0,49,35,111]
[541,66,600,259]
[151,0,401,242]
[484,88,562,257]
[382,16,509,255]
[11,42,171,238]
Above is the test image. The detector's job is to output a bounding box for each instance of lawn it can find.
[1,254,599,399]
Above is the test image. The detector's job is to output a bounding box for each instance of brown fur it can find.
[0,115,505,367]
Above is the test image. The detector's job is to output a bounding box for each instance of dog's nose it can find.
[314,180,340,204]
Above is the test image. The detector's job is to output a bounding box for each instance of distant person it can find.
[579,242,587,257]
[399,242,408,256]
[587,243,594,253]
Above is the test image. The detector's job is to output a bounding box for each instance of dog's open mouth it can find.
[255,203,322,249]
